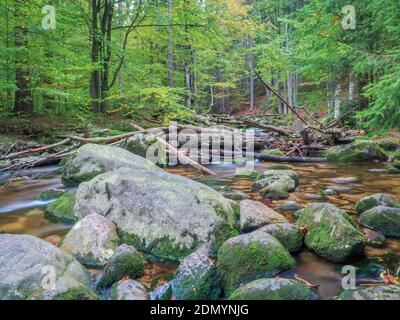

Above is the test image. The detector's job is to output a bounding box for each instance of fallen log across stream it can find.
[222,151,327,163]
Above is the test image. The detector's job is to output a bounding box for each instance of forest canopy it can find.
[0,0,399,131]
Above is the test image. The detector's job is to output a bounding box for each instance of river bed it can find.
[0,161,399,299]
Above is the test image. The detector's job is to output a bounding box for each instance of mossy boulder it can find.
[75,167,237,261]
[60,213,120,267]
[279,201,304,213]
[358,206,400,238]
[376,138,400,151]
[45,191,77,223]
[37,188,66,201]
[389,149,400,162]
[171,246,221,300]
[260,186,289,200]
[123,132,159,158]
[61,144,160,187]
[355,193,399,214]
[229,278,318,300]
[98,244,145,289]
[251,176,295,200]
[262,169,300,187]
[296,203,366,262]
[336,285,400,300]
[259,223,303,253]
[324,140,387,162]
[239,200,287,232]
[0,234,97,300]
[222,191,249,201]
[235,168,262,180]
[218,231,295,296]
[109,280,148,300]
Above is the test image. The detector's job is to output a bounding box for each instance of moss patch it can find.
[45,191,77,223]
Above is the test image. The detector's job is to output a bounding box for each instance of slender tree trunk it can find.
[167,0,173,87]
[248,39,255,112]
[334,83,342,119]
[13,1,33,114]
[348,72,355,101]
[90,0,101,112]
[184,61,191,108]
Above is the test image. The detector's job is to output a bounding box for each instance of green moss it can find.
[54,287,99,300]
[117,229,142,248]
[45,191,77,223]
[261,149,284,156]
[218,240,295,296]
[324,141,388,163]
[260,186,289,200]
[231,203,241,221]
[61,171,100,187]
[98,252,145,289]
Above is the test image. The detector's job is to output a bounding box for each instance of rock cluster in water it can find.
[1,143,399,301]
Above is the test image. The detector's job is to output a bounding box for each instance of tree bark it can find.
[13,1,33,114]
[167,0,174,87]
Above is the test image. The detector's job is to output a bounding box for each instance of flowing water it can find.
[0,161,399,299]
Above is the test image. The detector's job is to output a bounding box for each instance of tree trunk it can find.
[13,1,33,114]
[90,0,101,112]
[248,39,255,112]
[167,0,173,87]
[334,83,342,119]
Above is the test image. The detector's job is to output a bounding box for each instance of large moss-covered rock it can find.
[61,144,159,187]
[0,234,98,300]
[358,206,400,238]
[296,203,366,262]
[229,278,318,300]
[324,140,387,162]
[172,246,221,300]
[74,167,237,261]
[110,280,148,300]
[60,214,119,267]
[45,191,77,223]
[355,193,399,214]
[259,223,303,253]
[376,138,400,152]
[336,285,400,300]
[98,244,145,289]
[239,200,287,232]
[278,201,304,213]
[218,231,295,296]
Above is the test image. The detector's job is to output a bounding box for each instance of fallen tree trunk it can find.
[132,124,217,176]
[223,151,327,163]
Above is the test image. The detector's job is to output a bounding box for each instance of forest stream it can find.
[1,161,399,299]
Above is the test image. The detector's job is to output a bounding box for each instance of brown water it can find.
[0,161,399,299]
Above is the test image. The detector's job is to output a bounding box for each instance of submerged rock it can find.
[222,191,250,201]
[279,201,304,213]
[296,203,366,262]
[329,177,359,184]
[229,278,318,300]
[336,285,400,300]
[172,246,221,300]
[218,231,295,296]
[37,188,66,200]
[259,223,303,253]
[239,200,287,232]
[324,140,388,162]
[358,206,400,238]
[98,244,145,289]
[0,234,97,300]
[60,213,119,267]
[45,191,76,223]
[363,228,385,247]
[74,167,237,261]
[61,144,159,187]
[110,280,148,300]
[355,193,399,214]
